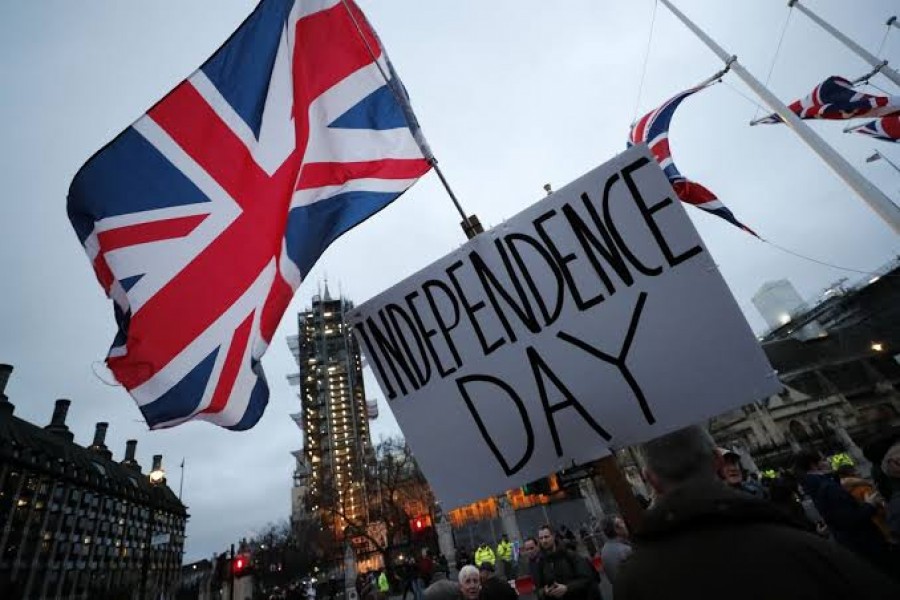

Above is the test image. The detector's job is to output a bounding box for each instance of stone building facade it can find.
[0,364,187,600]
[710,261,900,470]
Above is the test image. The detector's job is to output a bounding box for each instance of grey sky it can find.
[1,0,898,561]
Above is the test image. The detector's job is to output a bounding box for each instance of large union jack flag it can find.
[754,76,900,125]
[629,84,756,236]
[848,114,900,143]
[67,0,431,430]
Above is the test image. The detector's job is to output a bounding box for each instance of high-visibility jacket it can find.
[496,539,512,562]
[475,545,496,567]
[377,572,389,592]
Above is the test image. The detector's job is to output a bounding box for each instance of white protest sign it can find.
[348,145,780,509]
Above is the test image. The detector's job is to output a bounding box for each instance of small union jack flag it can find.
[629,84,756,236]
[754,76,900,125]
[67,0,431,430]
[847,114,900,143]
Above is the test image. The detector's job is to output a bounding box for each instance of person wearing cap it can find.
[614,426,899,600]
[719,448,767,499]
[478,561,517,600]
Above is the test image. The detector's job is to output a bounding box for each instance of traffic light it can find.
[410,515,432,533]
[232,553,251,579]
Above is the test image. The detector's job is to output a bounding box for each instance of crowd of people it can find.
[420,425,900,600]
[287,426,900,600]
[614,425,900,599]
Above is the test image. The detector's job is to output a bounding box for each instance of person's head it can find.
[522,537,539,560]
[793,450,829,475]
[641,426,718,495]
[478,562,494,583]
[836,464,858,479]
[537,525,556,552]
[601,515,628,540]
[720,449,744,485]
[458,565,481,600]
[500,534,508,542]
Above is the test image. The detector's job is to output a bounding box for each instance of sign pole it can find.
[659,0,900,235]
[593,456,645,531]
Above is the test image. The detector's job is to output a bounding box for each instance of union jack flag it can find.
[67,0,431,430]
[847,114,900,143]
[754,76,900,125]
[629,85,756,236]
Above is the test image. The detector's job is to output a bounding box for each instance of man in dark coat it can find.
[534,525,600,600]
[794,450,895,577]
[615,426,899,600]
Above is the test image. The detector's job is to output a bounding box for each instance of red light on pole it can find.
[233,553,250,578]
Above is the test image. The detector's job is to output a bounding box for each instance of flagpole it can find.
[788,1,900,88]
[338,0,484,240]
[658,0,900,235]
[179,458,185,501]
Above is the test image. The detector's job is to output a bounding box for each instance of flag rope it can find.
[632,0,659,124]
[875,22,892,59]
[720,80,772,116]
[753,5,794,121]
[759,238,900,278]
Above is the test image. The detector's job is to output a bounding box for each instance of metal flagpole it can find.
[179,458,185,500]
[658,0,900,235]
[338,0,484,240]
[788,1,900,88]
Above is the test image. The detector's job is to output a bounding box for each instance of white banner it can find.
[348,146,780,509]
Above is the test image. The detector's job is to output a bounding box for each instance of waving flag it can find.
[754,76,900,125]
[67,0,431,430]
[629,85,756,235]
[847,114,900,143]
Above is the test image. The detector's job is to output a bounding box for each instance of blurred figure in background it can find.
[599,516,632,585]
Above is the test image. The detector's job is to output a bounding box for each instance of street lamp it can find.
[140,455,166,600]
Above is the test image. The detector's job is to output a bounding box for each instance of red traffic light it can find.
[410,515,431,532]
[233,553,250,577]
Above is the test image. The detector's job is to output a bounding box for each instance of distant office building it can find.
[286,286,374,533]
[0,364,187,600]
[712,259,900,468]
[752,279,807,329]
[753,279,824,339]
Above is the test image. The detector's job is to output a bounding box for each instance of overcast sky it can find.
[1,0,898,562]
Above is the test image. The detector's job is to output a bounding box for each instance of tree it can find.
[306,436,436,569]
[246,518,336,589]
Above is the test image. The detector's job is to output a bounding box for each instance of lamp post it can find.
[140,456,166,600]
